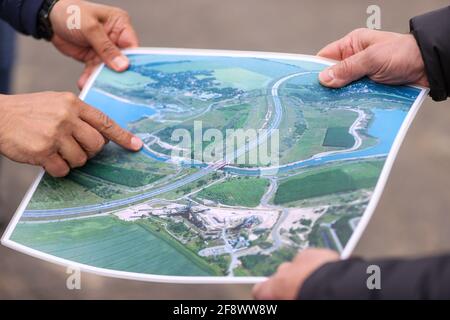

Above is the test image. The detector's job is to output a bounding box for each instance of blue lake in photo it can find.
[84,88,156,128]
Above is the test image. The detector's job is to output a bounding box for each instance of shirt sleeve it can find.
[410,6,450,101]
[0,0,45,37]
[298,255,450,299]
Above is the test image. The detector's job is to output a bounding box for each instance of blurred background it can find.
[1,0,450,299]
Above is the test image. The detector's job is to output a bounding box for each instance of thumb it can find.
[86,24,130,72]
[252,280,275,300]
[319,49,374,88]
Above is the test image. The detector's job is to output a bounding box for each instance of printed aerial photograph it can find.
[6,51,421,279]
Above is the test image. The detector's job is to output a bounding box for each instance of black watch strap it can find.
[36,0,60,41]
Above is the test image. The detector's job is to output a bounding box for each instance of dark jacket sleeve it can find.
[298,254,450,299]
[0,0,44,37]
[410,6,450,101]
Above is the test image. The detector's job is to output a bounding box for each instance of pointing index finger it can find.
[77,100,143,151]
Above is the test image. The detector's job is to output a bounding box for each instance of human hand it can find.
[49,0,139,89]
[317,28,429,88]
[252,248,339,300]
[0,92,143,177]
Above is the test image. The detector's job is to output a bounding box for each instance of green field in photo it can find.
[213,67,270,91]
[77,161,162,188]
[279,106,358,163]
[96,68,155,91]
[198,177,269,207]
[11,216,212,276]
[322,127,355,148]
[273,160,384,204]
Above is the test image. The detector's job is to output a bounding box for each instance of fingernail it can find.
[319,68,335,83]
[131,136,143,150]
[112,56,129,70]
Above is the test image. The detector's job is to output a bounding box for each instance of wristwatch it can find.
[36,0,60,41]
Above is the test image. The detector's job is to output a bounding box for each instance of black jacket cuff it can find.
[410,6,450,101]
[298,255,450,300]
